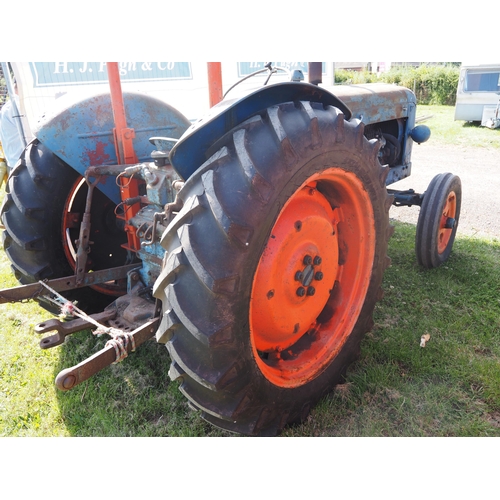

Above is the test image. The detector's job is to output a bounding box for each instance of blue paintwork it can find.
[330,83,416,125]
[169,81,352,181]
[34,91,191,204]
[331,83,418,185]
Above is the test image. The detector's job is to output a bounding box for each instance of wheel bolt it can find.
[294,271,303,282]
[313,256,322,265]
[296,287,306,297]
[303,255,312,265]
[307,286,316,296]
[314,272,323,281]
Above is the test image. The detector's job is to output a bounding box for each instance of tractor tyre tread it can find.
[154,101,393,435]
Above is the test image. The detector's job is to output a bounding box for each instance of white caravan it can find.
[454,64,500,128]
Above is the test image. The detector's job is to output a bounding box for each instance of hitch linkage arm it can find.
[55,317,160,391]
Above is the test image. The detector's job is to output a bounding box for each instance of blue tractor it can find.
[0,63,461,435]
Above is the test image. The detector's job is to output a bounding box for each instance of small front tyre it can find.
[416,172,462,269]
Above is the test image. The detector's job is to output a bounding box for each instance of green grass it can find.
[2,220,499,437]
[417,105,500,148]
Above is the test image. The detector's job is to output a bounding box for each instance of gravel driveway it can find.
[388,143,500,239]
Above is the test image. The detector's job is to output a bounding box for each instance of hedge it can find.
[334,64,460,105]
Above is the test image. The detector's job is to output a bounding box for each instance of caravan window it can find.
[464,70,500,92]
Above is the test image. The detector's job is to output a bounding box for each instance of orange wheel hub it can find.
[437,190,457,254]
[250,168,376,388]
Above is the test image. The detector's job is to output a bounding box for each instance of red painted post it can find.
[106,62,141,252]
[106,62,138,165]
[207,62,223,107]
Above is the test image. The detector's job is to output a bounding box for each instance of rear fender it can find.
[169,81,352,180]
[34,92,191,204]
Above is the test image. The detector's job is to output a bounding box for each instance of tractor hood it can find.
[329,83,417,125]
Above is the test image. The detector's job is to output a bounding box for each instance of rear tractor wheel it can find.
[416,172,462,269]
[1,140,130,314]
[153,101,394,435]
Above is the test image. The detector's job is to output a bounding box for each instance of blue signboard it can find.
[29,62,192,87]
[238,62,326,77]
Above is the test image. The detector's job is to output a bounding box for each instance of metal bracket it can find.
[74,174,101,284]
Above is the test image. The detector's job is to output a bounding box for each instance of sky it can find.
[3,2,498,64]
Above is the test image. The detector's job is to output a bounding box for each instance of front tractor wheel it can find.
[153,101,393,435]
[416,172,462,269]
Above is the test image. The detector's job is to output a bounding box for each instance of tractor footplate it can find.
[35,309,118,349]
[55,316,160,391]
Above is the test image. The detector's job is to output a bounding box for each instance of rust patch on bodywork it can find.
[84,140,112,166]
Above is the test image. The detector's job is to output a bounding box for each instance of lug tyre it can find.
[1,139,130,314]
[153,101,394,435]
[416,172,461,269]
